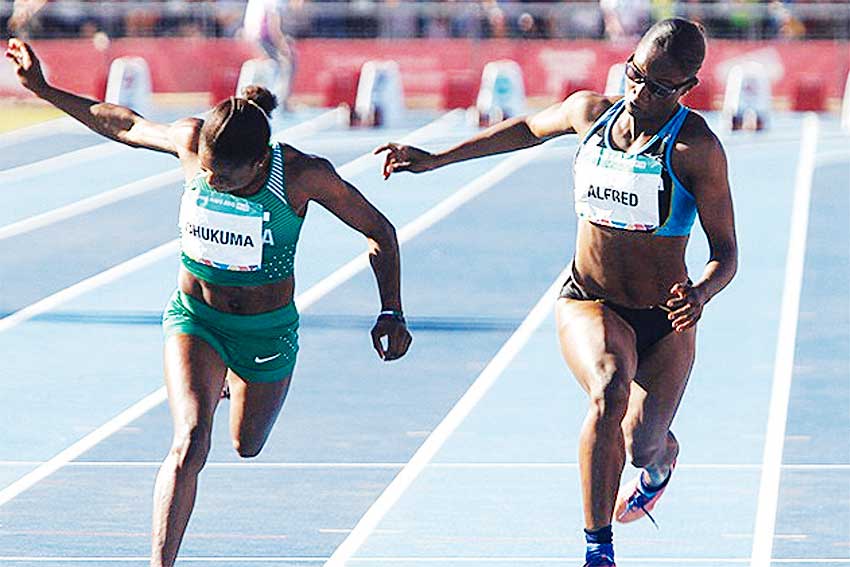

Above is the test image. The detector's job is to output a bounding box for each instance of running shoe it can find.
[220,379,230,400]
[614,460,676,527]
[583,556,615,567]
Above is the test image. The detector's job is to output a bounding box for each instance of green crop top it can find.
[179,143,304,286]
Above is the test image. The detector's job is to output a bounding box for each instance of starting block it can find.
[236,57,292,106]
[475,60,526,127]
[104,56,152,114]
[352,60,405,128]
[722,62,771,131]
[604,63,626,96]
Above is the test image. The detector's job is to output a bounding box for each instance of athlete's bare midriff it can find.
[179,268,295,314]
[572,221,689,308]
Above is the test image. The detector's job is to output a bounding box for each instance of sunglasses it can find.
[625,56,695,98]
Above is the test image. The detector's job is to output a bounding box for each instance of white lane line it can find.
[297,143,550,309]
[276,106,350,140]
[324,266,571,567]
[0,108,346,240]
[2,556,847,564]
[0,169,184,241]
[0,140,126,183]
[0,558,327,563]
[0,116,78,148]
[0,240,178,334]
[815,148,850,166]
[0,389,167,508]
[0,111,519,507]
[1,461,847,470]
[751,113,819,567]
[335,109,463,180]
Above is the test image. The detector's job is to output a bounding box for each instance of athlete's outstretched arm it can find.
[374,91,605,179]
[5,38,177,155]
[300,156,413,361]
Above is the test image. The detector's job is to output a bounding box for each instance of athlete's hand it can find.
[370,314,413,361]
[5,38,47,94]
[665,281,706,332]
[374,143,438,179]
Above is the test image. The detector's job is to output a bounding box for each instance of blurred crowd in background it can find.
[2,0,849,42]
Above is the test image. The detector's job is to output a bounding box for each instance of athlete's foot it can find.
[614,459,676,527]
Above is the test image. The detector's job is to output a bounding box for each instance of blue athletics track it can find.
[0,104,847,566]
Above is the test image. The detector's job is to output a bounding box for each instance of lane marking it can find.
[0,556,847,564]
[0,140,126,183]
[297,143,550,309]
[1,461,847,470]
[0,169,183,241]
[324,267,571,567]
[815,148,850,166]
[335,109,463,180]
[751,113,819,567]
[0,108,347,241]
[0,388,167,508]
[0,241,178,335]
[0,111,526,507]
[0,116,78,148]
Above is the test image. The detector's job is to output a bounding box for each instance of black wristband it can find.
[377,310,405,323]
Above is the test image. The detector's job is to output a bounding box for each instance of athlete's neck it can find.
[231,148,272,198]
[620,104,680,147]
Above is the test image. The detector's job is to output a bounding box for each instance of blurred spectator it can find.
[518,11,547,39]
[767,0,806,38]
[124,4,160,37]
[241,0,297,107]
[7,0,48,38]
[424,13,452,38]
[600,0,652,41]
[483,1,509,38]
[3,0,849,41]
[380,0,417,38]
[447,0,483,38]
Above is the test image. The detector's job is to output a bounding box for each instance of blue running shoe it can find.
[583,555,615,567]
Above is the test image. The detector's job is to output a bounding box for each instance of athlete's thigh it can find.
[227,369,293,451]
[163,334,228,431]
[624,326,696,440]
[556,298,639,394]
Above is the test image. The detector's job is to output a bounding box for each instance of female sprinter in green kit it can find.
[376,19,737,567]
[6,38,412,566]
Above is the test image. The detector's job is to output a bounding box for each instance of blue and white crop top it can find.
[573,99,697,237]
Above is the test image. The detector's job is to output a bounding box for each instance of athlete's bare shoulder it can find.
[168,117,203,155]
[563,92,620,138]
[672,110,727,190]
[280,143,327,179]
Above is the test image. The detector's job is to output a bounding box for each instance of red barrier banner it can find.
[293,39,850,107]
[2,37,847,110]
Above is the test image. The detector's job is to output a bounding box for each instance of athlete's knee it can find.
[587,359,631,422]
[232,437,266,459]
[169,425,212,475]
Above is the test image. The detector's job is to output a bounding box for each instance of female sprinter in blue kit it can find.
[6,38,412,566]
[376,18,738,567]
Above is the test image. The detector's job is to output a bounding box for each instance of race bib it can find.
[179,187,264,271]
[574,145,663,231]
